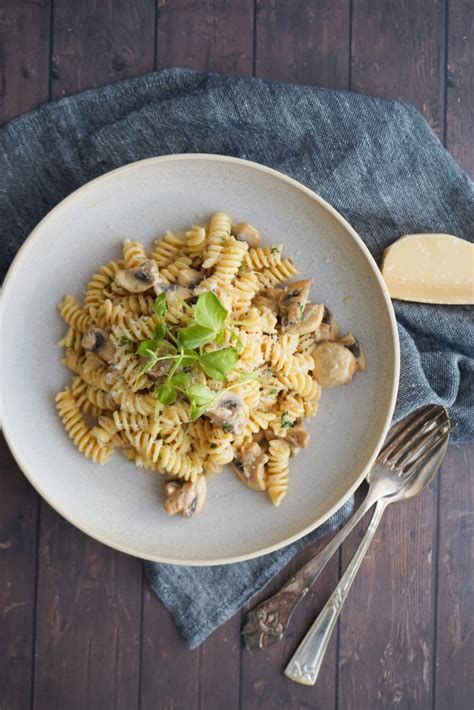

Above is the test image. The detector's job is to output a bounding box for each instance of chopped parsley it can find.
[298,302,305,319]
[119,335,131,345]
[281,411,295,429]
[222,422,234,433]
[210,443,218,449]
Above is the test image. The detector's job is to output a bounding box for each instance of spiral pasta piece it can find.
[152,231,185,267]
[266,439,290,507]
[84,259,123,314]
[202,212,232,269]
[55,389,111,464]
[123,239,148,269]
[185,225,206,258]
[58,295,94,334]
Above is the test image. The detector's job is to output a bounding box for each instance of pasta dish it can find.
[56,213,364,519]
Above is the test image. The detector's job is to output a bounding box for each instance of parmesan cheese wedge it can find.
[381,233,474,304]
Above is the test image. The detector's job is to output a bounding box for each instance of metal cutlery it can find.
[242,405,450,652]
[284,404,450,685]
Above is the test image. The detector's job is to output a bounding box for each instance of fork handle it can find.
[242,489,378,650]
[284,499,387,685]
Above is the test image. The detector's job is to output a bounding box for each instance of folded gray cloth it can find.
[1,69,472,648]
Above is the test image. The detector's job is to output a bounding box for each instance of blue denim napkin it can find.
[1,69,472,648]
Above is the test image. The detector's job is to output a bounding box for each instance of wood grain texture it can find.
[156,0,254,75]
[139,585,199,710]
[351,0,446,136]
[33,504,143,710]
[435,445,474,710]
[240,542,340,709]
[255,0,350,87]
[0,436,38,710]
[0,1,474,708]
[0,4,50,708]
[200,613,241,710]
[51,0,156,96]
[338,493,437,709]
[446,0,474,176]
[0,0,51,123]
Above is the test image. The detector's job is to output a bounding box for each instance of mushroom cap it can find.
[231,442,267,491]
[206,391,248,435]
[163,476,207,519]
[283,303,324,335]
[231,222,261,248]
[313,341,357,387]
[81,328,115,362]
[115,259,162,293]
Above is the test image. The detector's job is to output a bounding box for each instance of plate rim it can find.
[0,153,400,565]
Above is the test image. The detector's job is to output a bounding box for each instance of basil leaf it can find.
[194,292,228,331]
[178,324,216,350]
[187,383,215,407]
[168,372,190,388]
[198,347,239,382]
[137,339,158,357]
[156,383,177,405]
[154,324,166,341]
[154,293,168,317]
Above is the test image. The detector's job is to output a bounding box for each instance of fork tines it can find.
[378,404,450,474]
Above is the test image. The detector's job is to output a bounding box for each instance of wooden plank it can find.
[434,445,474,709]
[199,613,242,710]
[0,436,38,710]
[351,0,446,137]
[0,3,50,708]
[30,5,156,709]
[338,493,437,709]
[0,0,51,124]
[338,4,447,706]
[51,0,156,97]
[156,0,254,74]
[140,584,200,710]
[33,504,143,710]
[240,542,340,710]
[446,0,474,176]
[255,0,350,88]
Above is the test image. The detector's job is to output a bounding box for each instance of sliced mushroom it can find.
[285,424,310,456]
[280,279,312,325]
[177,267,204,289]
[314,306,339,342]
[338,332,366,370]
[163,476,207,518]
[231,442,268,491]
[231,222,261,248]
[115,259,165,294]
[313,340,362,387]
[283,303,325,335]
[81,328,115,362]
[205,391,248,435]
[253,288,284,315]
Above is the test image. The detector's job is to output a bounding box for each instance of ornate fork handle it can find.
[285,499,386,685]
[242,489,377,650]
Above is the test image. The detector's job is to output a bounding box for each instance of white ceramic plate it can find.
[0,155,399,565]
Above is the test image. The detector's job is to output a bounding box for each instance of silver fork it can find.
[242,404,450,651]
[284,404,450,685]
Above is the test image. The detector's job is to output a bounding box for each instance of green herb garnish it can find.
[222,422,234,433]
[281,411,295,429]
[135,293,244,419]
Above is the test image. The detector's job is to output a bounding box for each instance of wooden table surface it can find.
[1,2,473,709]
